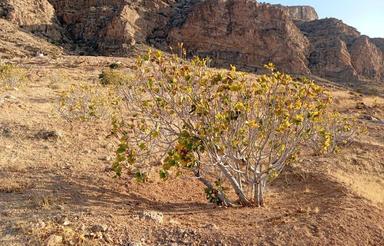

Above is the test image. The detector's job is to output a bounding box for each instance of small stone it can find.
[35,130,63,141]
[62,219,71,226]
[4,95,17,100]
[103,233,113,243]
[91,224,109,233]
[95,231,103,239]
[356,102,367,110]
[1,127,12,137]
[36,220,46,229]
[79,224,86,231]
[99,156,113,161]
[141,210,164,224]
[46,235,63,246]
[57,216,71,226]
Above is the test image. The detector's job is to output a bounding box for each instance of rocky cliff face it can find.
[299,18,383,82]
[350,36,383,81]
[0,0,383,84]
[0,0,62,41]
[276,5,318,22]
[47,0,176,54]
[372,38,384,53]
[167,0,310,74]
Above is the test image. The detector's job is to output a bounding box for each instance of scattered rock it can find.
[56,215,71,226]
[99,156,113,162]
[35,130,63,141]
[140,210,164,224]
[1,126,12,137]
[202,223,219,230]
[356,102,368,110]
[2,95,19,103]
[91,224,109,233]
[46,235,63,246]
[4,95,17,100]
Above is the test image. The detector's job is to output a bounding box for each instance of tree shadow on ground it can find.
[5,165,361,218]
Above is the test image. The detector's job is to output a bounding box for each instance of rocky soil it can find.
[0,55,383,245]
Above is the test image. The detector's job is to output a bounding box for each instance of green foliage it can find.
[204,180,227,205]
[99,68,131,86]
[112,49,356,207]
[309,112,361,154]
[0,63,28,90]
[134,171,147,183]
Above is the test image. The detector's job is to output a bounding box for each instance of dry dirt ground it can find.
[0,55,384,246]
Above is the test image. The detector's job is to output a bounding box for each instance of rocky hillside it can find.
[0,0,62,41]
[0,0,383,85]
[275,5,319,22]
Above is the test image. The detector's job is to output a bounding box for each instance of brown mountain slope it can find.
[0,19,62,58]
[1,0,383,86]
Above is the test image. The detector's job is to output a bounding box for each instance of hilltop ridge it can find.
[0,0,383,86]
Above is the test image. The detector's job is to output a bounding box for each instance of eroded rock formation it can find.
[277,5,319,22]
[167,0,310,74]
[47,0,177,54]
[299,18,383,81]
[0,0,383,83]
[0,0,62,40]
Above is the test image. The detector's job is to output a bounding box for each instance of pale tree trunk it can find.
[254,177,267,207]
[192,169,234,206]
[217,162,252,206]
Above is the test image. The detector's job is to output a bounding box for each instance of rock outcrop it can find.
[372,38,384,53]
[299,18,383,82]
[0,19,62,58]
[48,0,176,54]
[0,0,62,41]
[298,18,360,80]
[167,0,310,74]
[350,36,383,80]
[276,5,319,22]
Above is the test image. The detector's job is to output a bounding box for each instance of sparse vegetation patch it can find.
[58,83,121,122]
[111,49,357,207]
[0,63,28,91]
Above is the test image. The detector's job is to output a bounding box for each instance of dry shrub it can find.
[0,177,31,193]
[99,68,131,86]
[58,83,121,122]
[0,63,28,90]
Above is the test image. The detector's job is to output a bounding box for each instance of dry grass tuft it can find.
[29,192,57,209]
[0,63,28,91]
[0,177,31,193]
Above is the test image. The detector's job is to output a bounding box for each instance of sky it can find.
[262,0,384,38]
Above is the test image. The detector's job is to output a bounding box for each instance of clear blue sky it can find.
[263,0,383,38]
